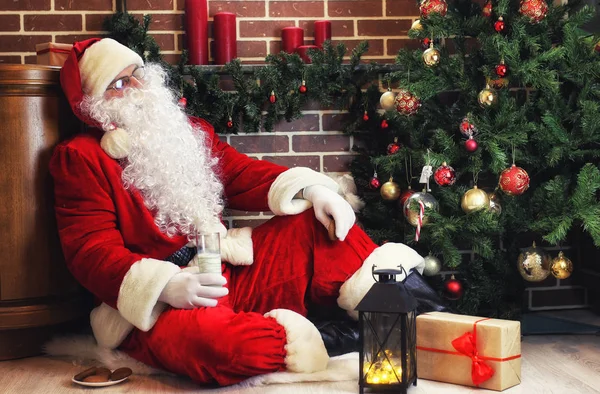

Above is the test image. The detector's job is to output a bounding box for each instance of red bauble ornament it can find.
[178,97,187,108]
[363,111,369,121]
[394,89,421,116]
[495,63,508,77]
[269,90,276,103]
[494,17,505,33]
[387,142,401,155]
[381,120,389,129]
[370,177,381,189]
[499,164,530,196]
[420,0,448,18]
[398,187,416,207]
[444,275,464,300]
[226,117,234,128]
[482,0,492,17]
[519,0,548,23]
[595,41,600,53]
[434,162,457,186]
[459,117,477,137]
[299,80,307,94]
[465,137,478,152]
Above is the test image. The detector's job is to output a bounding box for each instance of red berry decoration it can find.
[499,164,530,196]
[420,0,448,18]
[387,142,401,155]
[381,120,389,129]
[363,111,369,121]
[459,117,477,137]
[434,162,457,186]
[269,90,276,104]
[178,97,187,108]
[370,176,381,189]
[465,136,478,152]
[495,62,508,77]
[482,0,492,17]
[519,0,548,23]
[444,275,464,300]
[299,80,307,94]
[394,89,421,116]
[494,17,505,33]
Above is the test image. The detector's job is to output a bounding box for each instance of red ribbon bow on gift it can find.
[451,318,495,386]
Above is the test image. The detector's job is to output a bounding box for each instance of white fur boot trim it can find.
[100,126,130,159]
[90,303,134,349]
[337,242,425,319]
[264,309,329,373]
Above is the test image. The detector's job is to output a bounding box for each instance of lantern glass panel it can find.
[362,311,404,385]
[405,310,417,382]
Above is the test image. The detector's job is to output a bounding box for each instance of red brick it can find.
[271,114,319,132]
[55,0,112,11]
[269,39,310,55]
[0,34,52,52]
[229,135,289,153]
[240,20,296,38]
[210,1,266,17]
[300,100,323,111]
[0,55,21,64]
[333,39,384,56]
[132,13,184,30]
[232,218,270,228]
[530,288,587,308]
[388,38,423,54]
[162,53,182,64]
[238,41,268,58]
[292,134,350,152]
[323,154,354,172]
[322,113,350,131]
[24,55,37,64]
[0,0,49,11]
[224,209,255,216]
[299,19,354,38]
[386,0,420,16]
[151,33,176,50]
[0,15,20,32]
[269,1,324,18]
[85,14,111,31]
[55,34,104,45]
[24,15,82,32]
[177,33,184,51]
[127,0,174,11]
[263,155,320,171]
[358,19,411,36]
[329,0,383,17]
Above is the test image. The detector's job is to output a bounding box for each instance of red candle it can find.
[281,27,304,54]
[185,0,209,65]
[296,45,318,64]
[314,20,331,48]
[213,12,237,64]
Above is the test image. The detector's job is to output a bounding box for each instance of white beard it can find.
[80,64,224,238]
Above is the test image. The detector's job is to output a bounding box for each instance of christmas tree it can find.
[104,0,600,318]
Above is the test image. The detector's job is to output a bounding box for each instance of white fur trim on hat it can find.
[100,126,131,159]
[79,38,144,97]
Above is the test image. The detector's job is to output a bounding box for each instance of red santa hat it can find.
[60,38,144,159]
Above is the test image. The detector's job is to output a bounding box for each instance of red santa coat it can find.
[49,117,342,348]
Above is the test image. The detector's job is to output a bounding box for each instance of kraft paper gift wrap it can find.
[36,43,73,67]
[416,312,521,391]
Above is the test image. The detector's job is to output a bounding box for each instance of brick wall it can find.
[0,0,587,312]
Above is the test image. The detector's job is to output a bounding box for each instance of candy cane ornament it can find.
[415,200,425,241]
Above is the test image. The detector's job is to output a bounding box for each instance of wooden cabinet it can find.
[0,64,91,360]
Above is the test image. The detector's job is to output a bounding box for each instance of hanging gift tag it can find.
[419,165,433,183]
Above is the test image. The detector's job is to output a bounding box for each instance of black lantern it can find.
[356,266,418,394]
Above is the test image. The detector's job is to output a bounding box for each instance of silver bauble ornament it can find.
[517,242,551,282]
[403,191,439,226]
[423,255,442,276]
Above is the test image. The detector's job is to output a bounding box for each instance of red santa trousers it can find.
[118,209,378,386]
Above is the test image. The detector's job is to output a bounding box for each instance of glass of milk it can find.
[194,232,222,274]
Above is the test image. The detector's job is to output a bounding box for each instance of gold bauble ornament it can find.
[380,90,396,110]
[411,20,424,31]
[380,178,401,201]
[423,44,441,67]
[403,191,439,226]
[517,242,551,282]
[478,85,498,107]
[488,192,502,214]
[461,186,490,214]
[423,254,442,276]
[550,251,573,279]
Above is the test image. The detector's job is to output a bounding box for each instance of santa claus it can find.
[50,38,425,386]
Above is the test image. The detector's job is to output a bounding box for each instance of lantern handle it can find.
[371,265,408,282]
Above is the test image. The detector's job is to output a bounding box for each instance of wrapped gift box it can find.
[36,43,72,67]
[417,311,521,391]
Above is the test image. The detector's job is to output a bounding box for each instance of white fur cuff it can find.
[264,309,329,373]
[222,227,254,265]
[117,258,181,332]
[267,167,339,216]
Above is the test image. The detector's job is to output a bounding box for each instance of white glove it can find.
[302,184,356,241]
[158,271,228,309]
